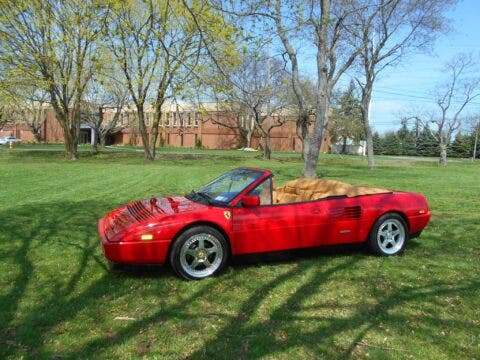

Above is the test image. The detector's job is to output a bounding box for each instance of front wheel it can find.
[368,213,409,256]
[169,226,228,280]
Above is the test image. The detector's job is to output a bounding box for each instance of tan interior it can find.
[272,178,390,204]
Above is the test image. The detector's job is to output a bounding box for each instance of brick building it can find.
[0,103,332,153]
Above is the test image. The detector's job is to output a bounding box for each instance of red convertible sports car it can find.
[98,167,430,280]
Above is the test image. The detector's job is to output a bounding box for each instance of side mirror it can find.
[242,195,260,207]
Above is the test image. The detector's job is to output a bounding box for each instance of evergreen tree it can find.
[330,81,364,153]
[397,120,417,155]
[381,131,402,155]
[450,132,473,158]
[417,125,438,157]
[372,132,382,154]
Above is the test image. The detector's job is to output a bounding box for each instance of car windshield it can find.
[186,168,264,206]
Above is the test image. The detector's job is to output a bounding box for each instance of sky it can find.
[363,0,480,133]
[287,0,480,133]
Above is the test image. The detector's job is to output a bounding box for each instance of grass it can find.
[0,145,479,359]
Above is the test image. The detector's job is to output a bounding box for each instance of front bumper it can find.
[98,218,170,264]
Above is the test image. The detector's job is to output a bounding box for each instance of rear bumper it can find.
[98,218,170,264]
[408,213,431,236]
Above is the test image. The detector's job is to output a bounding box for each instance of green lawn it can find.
[0,145,479,359]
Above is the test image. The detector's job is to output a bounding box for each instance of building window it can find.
[187,112,192,126]
[194,112,199,126]
[173,112,177,126]
[165,112,170,126]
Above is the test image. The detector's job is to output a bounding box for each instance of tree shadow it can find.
[1,199,477,359]
[184,259,478,359]
[0,199,177,358]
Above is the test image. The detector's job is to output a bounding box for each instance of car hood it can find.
[127,195,206,220]
[102,196,206,240]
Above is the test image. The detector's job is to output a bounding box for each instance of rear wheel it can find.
[368,213,408,256]
[169,226,228,280]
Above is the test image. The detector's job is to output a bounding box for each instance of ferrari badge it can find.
[224,211,231,220]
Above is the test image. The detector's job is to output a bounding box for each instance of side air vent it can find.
[330,206,362,220]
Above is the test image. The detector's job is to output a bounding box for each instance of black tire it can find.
[368,213,409,256]
[169,226,229,280]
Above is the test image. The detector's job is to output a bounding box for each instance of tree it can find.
[80,75,129,152]
[426,54,480,164]
[416,124,438,157]
[107,0,237,160]
[381,131,402,155]
[211,48,290,158]
[330,81,364,153]
[208,100,257,149]
[0,80,48,143]
[472,119,480,161]
[220,0,368,177]
[273,0,369,177]
[372,131,382,154]
[0,103,15,131]
[0,0,108,159]
[397,119,417,155]
[449,132,472,158]
[351,0,456,169]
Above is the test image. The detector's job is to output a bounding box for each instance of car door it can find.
[231,178,331,255]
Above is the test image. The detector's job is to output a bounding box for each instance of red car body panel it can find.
[98,168,430,265]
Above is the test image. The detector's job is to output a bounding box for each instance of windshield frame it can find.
[185,168,269,207]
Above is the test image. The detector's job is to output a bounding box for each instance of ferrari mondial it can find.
[98,167,430,280]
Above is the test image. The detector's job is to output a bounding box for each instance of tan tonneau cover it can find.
[273,178,391,204]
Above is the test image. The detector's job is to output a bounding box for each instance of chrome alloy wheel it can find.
[179,233,224,278]
[377,218,406,255]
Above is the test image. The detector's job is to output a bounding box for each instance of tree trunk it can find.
[303,99,328,178]
[263,131,271,160]
[99,131,107,147]
[365,124,374,169]
[136,105,153,160]
[303,0,330,179]
[472,123,478,161]
[64,128,78,160]
[246,130,253,148]
[297,113,309,161]
[58,112,79,160]
[31,126,42,143]
[150,121,159,160]
[91,129,100,154]
[439,141,447,165]
[361,79,375,170]
[341,137,347,154]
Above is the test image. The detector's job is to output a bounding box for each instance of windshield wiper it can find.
[189,190,212,205]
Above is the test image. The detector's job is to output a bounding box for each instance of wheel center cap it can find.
[197,251,206,259]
